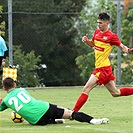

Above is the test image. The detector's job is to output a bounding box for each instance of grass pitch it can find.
[0,86,133,133]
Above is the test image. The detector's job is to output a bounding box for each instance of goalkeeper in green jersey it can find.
[0,77,109,125]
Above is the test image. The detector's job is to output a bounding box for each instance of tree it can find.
[0,4,5,36]
[120,8,133,84]
[6,45,41,87]
[0,0,86,86]
[0,3,42,87]
[76,52,94,81]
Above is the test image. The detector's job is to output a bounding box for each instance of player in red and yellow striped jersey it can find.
[72,12,133,112]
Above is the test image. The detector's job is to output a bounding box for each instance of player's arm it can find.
[2,50,8,66]
[82,34,95,47]
[118,43,133,54]
[0,100,8,111]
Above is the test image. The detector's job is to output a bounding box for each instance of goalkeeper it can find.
[0,77,109,125]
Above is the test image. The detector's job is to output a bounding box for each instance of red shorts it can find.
[92,66,115,85]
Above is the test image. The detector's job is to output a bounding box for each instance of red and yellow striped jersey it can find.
[92,29,121,68]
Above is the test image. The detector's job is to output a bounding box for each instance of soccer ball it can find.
[10,111,24,123]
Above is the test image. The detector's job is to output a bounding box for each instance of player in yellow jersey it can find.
[72,12,133,112]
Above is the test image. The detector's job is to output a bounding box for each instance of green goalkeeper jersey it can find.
[0,88,50,124]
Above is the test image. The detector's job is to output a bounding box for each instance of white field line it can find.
[65,125,129,133]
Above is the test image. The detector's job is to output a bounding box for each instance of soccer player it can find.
[72,12,133,112]
[0,27,8,74]
[0,77,109,125]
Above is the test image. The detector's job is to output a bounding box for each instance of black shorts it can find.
[35,104,64,125]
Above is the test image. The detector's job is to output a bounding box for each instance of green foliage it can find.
[0,4,5,36]
[121,54,133,84]
[120,8,133,84]
[121,9,133,47]
[0,4,2,12]
[0,0,86,86]
[3,0,86,86]
[6,45,41,87]
[121,67,133,84]
[76,52,94,81]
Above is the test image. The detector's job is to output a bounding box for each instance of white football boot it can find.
[55,119,65,124]
[90,118,109,124]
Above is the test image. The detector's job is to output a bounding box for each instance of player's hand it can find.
[0,98,2,103]
[128,48,133,54]
[82,34,89,42]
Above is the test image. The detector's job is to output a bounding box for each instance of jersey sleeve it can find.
[110,33,121,46]
[0,101,8,111]
[2,39,8,52]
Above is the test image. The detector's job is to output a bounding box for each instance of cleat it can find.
[55,119,65,124]
[90,118,109,124]
[101,118,109,124]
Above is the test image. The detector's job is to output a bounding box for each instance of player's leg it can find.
[119,87,133,96]
[72,74,97,111]
[62,109,109,124]
[34,104,65,125]
[105,80,133,97]
[105,80,120,97]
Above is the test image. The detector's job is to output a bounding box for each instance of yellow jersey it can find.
[92,29,121,68]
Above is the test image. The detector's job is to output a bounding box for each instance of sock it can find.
[73,93,88,112]
[120,88,133,96]
[72,111,93,123]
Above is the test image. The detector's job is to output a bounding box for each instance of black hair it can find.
[98,12,110,21]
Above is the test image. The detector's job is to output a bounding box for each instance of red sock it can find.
[73,93,88,112]
[120,88,133,96]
